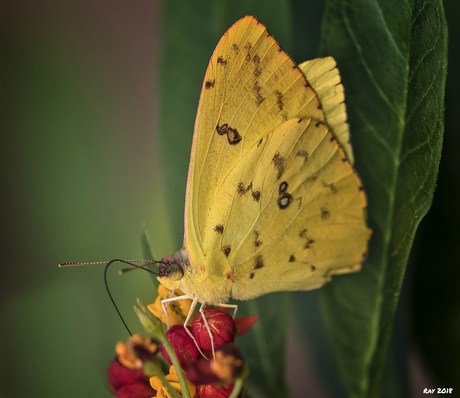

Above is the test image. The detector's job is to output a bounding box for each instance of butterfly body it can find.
[158,16,371,306]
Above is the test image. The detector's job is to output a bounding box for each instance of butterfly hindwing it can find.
[205,118,369,300]
[299,57,353,163]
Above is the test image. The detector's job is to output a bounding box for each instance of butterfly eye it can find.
[166,262,184,281]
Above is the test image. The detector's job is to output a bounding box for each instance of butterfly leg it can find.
[198,303,218,360]
[197,303,238,360]
[160,293,191,328]
[160,295,211,359]
[160,292,197,329]
[182,298,212,359]
[215,303,239,319]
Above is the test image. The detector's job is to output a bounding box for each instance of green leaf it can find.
[140,223,161,287]
[140,223,155,261]
[318,0,448,397]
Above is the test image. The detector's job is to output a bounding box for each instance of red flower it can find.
[191,308,236,351]
[107,358,155,397]
[108,358,149,391]
[160,325,201,368]
[116,382,156,398]
[186,344,244,386]
[197,383,236,398]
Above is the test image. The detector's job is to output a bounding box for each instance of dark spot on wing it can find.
[253,81,265,106]
[277,193,292,209]
[217,56,227,65]
[216,123,242,145]
[232,43,239,52]
[214,224,224,234]
[205,80,215,89]
[254,255,265,269]
[237,181,253,196]
[275,90,284,111]
[223,245,231,257]
[304,239,315,249]
[244,42,252,52]
[244,42,252,62]
[271,152,286,180]
[321,207,330,220]
[257,139,263,147]
[299,228,314,249]
[249,272,255,279]
[296,149,309,164]
[279,181,288,194]
[237,182,245,195]
[252,190,261,202]
[254,231,263,247]
[311,265,316,271]
[253,54,262,77]
[289,255,296,262]
[323,181,337,194]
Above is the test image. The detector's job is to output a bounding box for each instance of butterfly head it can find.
[157,249,189,291]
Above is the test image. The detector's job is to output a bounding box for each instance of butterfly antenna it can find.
[58,259,158,273]
[104,259,166,336]
[59,259,160,336]
[104,259,135,336]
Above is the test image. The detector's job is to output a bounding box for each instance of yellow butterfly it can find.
[158,16,371,320]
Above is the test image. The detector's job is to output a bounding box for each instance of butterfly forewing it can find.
[186,16,325,262]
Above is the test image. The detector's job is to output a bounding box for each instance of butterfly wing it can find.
[185,16,326,267]
[205,118,370,300]
[299,57,354,163]
[179,16,370,303]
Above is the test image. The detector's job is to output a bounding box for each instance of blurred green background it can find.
[0,1,458,397]
[1,1,170,397]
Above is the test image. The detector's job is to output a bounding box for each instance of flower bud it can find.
[107,358,150,392]
[161,325,201,368]
[116,334,159,370]
[186,344,244,385]
[116,382,155,398]
[209,344,244,383]
[191,308,236,351]
[197,383,236,398]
